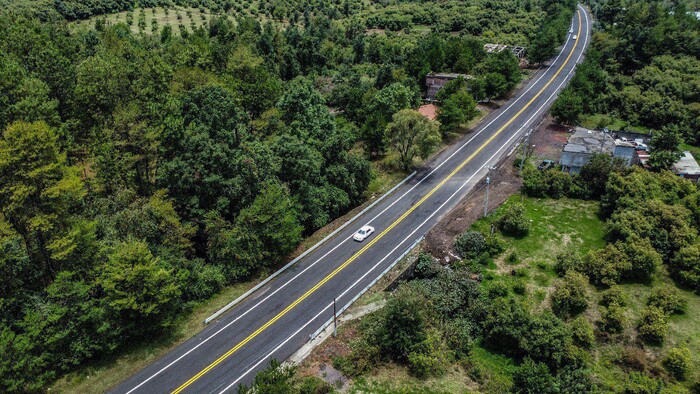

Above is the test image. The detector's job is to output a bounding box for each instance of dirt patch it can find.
[531,115,572,161]
[424,155,521,261]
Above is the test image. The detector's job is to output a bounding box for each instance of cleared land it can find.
[70,7,215,35]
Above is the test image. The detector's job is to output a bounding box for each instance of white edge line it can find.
[123,12,581,393]
[203,169,417,325]
[219,8,590,391]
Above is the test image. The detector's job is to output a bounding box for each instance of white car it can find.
[353,225,375,242]
[569,28,574,34]
[572,34,578,40]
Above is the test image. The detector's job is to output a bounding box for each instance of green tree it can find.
[512,358,558,394]
[497,202,530,237]
[385,109,441,169]
[99,239,182,336]
[437,89,477,136]
[379,290,427,363]
[671,242,700,292]
[649,125,683,171]
[663,347,692,381]
[528,26,558,65]
[551,271,589,318]
[551,89,583,125]
[0,121,87,279]
[637,306,667,345]
[235,182,303,268]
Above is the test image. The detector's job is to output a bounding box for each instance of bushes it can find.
[670,242,700,292]
[637,306,667,345]
[600,304,627,334]
[454,231,486,259]
[647,287,687,315]
[551,271,589,319]
[497,202,530,237]
[570,316,595,349]
[663,347,692,381]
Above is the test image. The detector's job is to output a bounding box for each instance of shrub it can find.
[663,347,692,381]
[600,304,627,334]
[512,358,557,394]
[413,252,441,279]
[570,316,595,349]
[551,271,589,319]
[497,202,530,237]
[407,330,449,378]
[485,234,506,257]
[454,231,486,259]
[647,287,687,315]
[624,372,664,394]
[513,279,527,295]
[670,242,700,292]
[507,251,519,264]
[600,286,629,307]
[555,251,583,276]
[486,280,510,298]
[637,306,667,345]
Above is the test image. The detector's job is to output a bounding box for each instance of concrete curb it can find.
[203,171,417,325]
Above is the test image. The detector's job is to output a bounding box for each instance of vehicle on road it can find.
[569,28,573,34]
[572,34,577,40]
[353,225,375,242]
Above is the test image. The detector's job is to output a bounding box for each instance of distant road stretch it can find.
[112,5,591,394]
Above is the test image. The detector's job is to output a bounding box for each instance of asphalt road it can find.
[112,6,591,394]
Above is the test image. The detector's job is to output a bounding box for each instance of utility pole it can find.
[333,298,337,337]
[519,129,532,176]
[484,176,490,218]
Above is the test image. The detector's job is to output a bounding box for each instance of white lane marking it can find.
[219,10,590,392]
[123,15,578,394]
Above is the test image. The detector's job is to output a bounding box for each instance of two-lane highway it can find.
[113,5,591,393]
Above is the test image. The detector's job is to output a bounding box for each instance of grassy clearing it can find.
[579,113,652,134]
[70,7,215,36]
[49,279,259,394]
[474,195,605,264]
[350,364,478,394]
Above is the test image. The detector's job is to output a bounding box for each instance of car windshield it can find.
[358,230,365,235]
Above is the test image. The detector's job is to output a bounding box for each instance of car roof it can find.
[360,225,372,231]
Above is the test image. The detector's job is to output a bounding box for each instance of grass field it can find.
[70,7,215,36]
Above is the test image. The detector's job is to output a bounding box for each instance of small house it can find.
[673,151,700,182]
[425,72,473,101]
[560,128,615,174]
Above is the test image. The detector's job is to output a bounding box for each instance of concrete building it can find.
[560,128,616,174]
[613,139,640,166]
[425,72,473,100]
[673,151,700,182]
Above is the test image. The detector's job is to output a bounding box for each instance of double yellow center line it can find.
[171,10,583,393]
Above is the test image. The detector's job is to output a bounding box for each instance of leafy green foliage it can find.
[497,202,530,237]
[637,306,667,345]
[647,287,687,316]
[385,109,441,170]
[551,271,589,319]
[663,347,692,381]
[454,231,487,259]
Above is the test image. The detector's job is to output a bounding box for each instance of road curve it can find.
[112,5,591,393]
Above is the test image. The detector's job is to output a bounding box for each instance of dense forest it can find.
[0,0,580,391]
